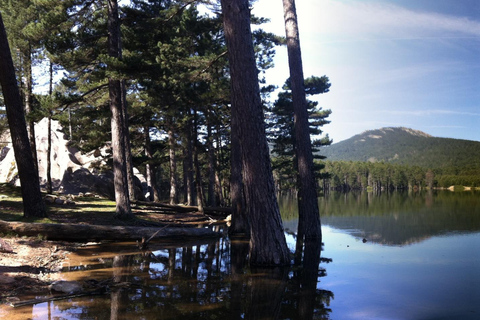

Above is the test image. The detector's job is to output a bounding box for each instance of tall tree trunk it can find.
[144,125,159,202]
[24,46,38,173]
[193,108,204,213]
[214,127,225,206]
[221,0,289,265]
[207,118,216,206]
[183,119,195,206]
[168,122,178,205]
[118,29,135,201]
[121,79,136,201]
[46,61,53,194]
[0,13,46,218]
[283,0,321,240]
[108,0,131,219]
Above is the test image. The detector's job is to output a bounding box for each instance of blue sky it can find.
[252,0,480,143]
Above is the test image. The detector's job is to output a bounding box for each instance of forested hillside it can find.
[318,127,480,191]
[321,127,480,169]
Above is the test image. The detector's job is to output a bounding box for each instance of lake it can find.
[2,191,479,319]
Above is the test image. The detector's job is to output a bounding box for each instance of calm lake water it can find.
[2,191,479,319]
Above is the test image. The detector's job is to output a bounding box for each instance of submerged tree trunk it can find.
[283,0,321,240]
[221,0,289,265]
[108,0,131,219]
[0,13,46,218]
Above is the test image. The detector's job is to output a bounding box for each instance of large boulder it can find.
[0,118,146,200]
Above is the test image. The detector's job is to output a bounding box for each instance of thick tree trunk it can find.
[229,114,249,236]
[221,0,289,265]
[283,0,321,240]
[0,13,46,218]
[0,221,220,242]
[108,0,132,219]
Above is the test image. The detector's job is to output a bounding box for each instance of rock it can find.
[0,118,147,200]
[54,198,65,205]
[0,238,14,253]
[44,194,56,204]
[49,280,83,294]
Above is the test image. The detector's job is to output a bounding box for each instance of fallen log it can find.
[0,221,221,242]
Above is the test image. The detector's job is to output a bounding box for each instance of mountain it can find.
[320,127,480,169]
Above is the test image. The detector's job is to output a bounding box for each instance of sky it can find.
[251,0,480,143]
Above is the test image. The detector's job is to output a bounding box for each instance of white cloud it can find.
[310,0,480,40]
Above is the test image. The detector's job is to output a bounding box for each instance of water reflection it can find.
[3,191,479,319]
[4,228,332,319]
[281,190,480,246]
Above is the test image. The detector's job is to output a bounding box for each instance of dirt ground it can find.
[0,237,79,303]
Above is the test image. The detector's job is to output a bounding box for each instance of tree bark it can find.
[221,0,289,265]
[229,112,249,236]
[108,0,132,219]
[0,13,46,218]
[0,221,220,242]
[283,0,321,240]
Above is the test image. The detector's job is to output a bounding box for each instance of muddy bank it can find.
[0,237,79,302]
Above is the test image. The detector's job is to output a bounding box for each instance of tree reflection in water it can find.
[15,226,333,319]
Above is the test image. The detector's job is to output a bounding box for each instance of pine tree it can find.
[221,0,290,266]
[108,0,132,219]
[269,76,332,190]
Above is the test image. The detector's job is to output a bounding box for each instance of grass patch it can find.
[1,184,187,228]
[0,183,120,225]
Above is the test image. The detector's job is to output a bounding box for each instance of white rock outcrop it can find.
[0,118,146,199]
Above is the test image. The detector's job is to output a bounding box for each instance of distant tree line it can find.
[320,160,480,191]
